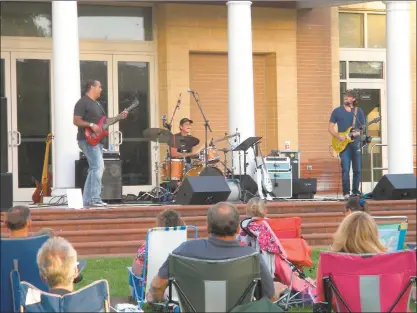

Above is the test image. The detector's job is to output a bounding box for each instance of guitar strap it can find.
[352,107,358,129]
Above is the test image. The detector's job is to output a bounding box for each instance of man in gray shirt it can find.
[146,202,277,303]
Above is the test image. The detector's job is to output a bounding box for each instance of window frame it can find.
[339,10,386,50]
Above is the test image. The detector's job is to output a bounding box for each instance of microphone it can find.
[162,114,167,128]
[187,89,198,94]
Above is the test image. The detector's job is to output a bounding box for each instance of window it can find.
[77,5,153,41]
[367,14,386,48]
[0,1,52,37]
[339,12,386,48]
[339,13,364,48]
[340,82,347,106]
[340,61,347,79]
[349,61,383,79]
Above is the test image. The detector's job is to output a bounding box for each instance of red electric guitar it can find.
[84,99,139,146]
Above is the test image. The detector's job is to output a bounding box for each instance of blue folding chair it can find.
[19,280,110,312]
[0,235,50,313]
[127,225,198,309]
[374,216,408,251]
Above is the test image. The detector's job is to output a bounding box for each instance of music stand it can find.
[233,136,262,202]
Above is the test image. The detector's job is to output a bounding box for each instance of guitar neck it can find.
[41,143,51,184]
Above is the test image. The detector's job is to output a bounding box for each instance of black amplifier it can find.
[292,178,317,199]
[79,150,120,160]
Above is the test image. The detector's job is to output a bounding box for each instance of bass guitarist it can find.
[73,80,128,208]
[328,89,365,199]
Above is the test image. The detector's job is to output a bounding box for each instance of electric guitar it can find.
[84,99,139,146]
[32,133,53,204]
[332,116,381,154]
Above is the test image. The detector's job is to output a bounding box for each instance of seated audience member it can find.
[316,211,386,303]
[345,195,369,216]
[132,209,185,277]
[37,236,79,295]
[5,205,31,238]
[236,197,267,244]
[146,202,278,304]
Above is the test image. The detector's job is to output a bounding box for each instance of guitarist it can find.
[328,89,365,199]
[73,80,128,207]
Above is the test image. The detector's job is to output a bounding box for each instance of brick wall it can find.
[296,8,341,193]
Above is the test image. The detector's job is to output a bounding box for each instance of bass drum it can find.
[226,179,241,202]
[183,165,224,180]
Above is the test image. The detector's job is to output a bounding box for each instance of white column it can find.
[52,1,81,194]
[385,1,414,174]
[227,1,256,177]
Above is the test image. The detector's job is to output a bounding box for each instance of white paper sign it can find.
[25,287,41,305]
[66,189,84,209]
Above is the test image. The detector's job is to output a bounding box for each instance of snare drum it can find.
[200,146,220,164]
[161,159,184,181]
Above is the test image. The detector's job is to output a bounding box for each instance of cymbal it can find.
[143,128,173,144]
[218,148,230,153]
[173,135,200,148]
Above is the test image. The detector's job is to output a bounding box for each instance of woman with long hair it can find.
[316,211,386,303]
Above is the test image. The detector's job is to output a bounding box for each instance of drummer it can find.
[170,118,201,171]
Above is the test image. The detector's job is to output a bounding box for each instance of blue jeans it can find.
[78,140,105,205]
[340,141,362,195]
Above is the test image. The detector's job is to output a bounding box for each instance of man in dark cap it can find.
[328,89,366,199]
[170,118,201,170]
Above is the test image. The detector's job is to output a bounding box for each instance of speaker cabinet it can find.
[175,176,231,205]
[373,173,417,201]
[292,178,317,199]
[75,160,122,201]
[1,98,8,173]
[1,173,13,211]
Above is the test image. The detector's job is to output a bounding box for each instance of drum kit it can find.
[143,127,239,200]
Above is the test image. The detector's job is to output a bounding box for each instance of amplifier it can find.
[79,151,120,160]
[75,160,122,201]
[269,150,300,180]
[292,178,317,199]
[264,157,291,172]
[268,171,292,199]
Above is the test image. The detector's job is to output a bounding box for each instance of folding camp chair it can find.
[374,216,408,251]
[319,250,416,313]
[166,253,261,312]
[127,225,198,309]
[19,279,110,312]
[0,235,50,313]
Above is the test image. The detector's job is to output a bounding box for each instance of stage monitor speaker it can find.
[1,173,13,211]
[175,176,231,205]
[372,173,417,201]
[75,160,123,201]
[1,98,8,173]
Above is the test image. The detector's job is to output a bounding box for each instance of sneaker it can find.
[343,194,350,200]
[90,201,107,208]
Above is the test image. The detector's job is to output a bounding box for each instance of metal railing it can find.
[371,143,417,189]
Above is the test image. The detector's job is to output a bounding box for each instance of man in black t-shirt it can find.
[170,118,200,168]
[73,80,127,207]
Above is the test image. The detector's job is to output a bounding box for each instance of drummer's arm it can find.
[170,146,196,158]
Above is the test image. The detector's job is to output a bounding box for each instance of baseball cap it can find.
[179,118,193,125]
[344,89,357,98]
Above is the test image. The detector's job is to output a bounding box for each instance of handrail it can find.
[371,144,417,189]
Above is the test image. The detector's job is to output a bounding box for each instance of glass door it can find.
[112,55,156,194]
[347,82,386,193]
[10,52,53,201]
[1,52,12,173]
[79,54,114,149]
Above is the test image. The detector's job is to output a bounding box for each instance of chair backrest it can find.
[319,250,417,312]
[168,253,261,313]
[19,280,110,312]
[374,216,408,251]
[0,235,50,313]
[265,217,302,239]
[144,226,197,295]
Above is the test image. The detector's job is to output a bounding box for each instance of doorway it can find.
[347,82,386,194]
[4,52,155,201]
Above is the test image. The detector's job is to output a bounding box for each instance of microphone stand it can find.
[189,91,212,168]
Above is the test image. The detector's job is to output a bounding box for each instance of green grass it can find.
[76,249,416,312]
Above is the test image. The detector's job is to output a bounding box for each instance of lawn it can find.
[76,249,416,312]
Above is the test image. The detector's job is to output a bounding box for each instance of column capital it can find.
[227,1,252,7]
[383,1,411,11]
